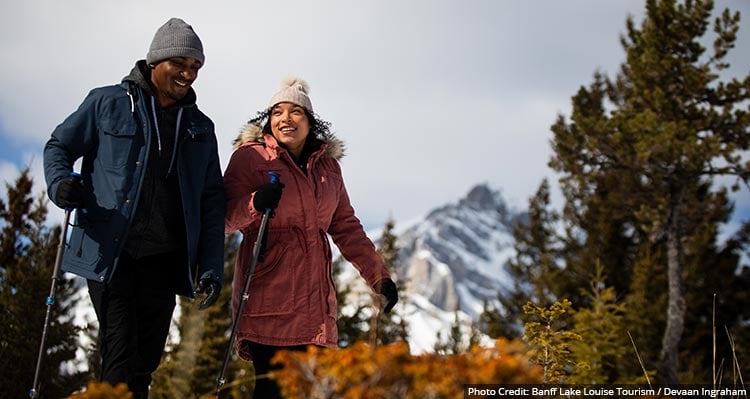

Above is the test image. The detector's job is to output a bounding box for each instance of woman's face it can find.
[270,102,310,158]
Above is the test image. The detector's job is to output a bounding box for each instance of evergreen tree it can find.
[478,299,512,339]
[620,246,667,380]
[522,299,581,383]
[498,179,563,339]
[372,217,409,346]
[0,168,87,397]
[549,0,750,383]
[334,254,370,347]
[568,263,632,384]
[434,310,481,355]
[336,216,409,347]
[506,179,561,306]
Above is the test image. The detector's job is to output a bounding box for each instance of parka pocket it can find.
[246,227,301,316]
[99,117,138,169]
[315,170,343,227]
[63,225,103,277]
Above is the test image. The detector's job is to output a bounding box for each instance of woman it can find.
[224,77,398,398]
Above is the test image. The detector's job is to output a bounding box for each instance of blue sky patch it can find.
[0,124,41,169]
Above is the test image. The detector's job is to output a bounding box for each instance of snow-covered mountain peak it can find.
[461,184,507,212]
[338,183,524,353]
[397,183,521,319]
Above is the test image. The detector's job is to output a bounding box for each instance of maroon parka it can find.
[224,123,391,355]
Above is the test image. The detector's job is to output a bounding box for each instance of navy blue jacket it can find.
[43,63,225,296]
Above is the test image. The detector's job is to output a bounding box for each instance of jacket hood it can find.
[233,122,345,161]
[122,60,197,107]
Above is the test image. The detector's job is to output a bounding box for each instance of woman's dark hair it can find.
[247,106,334,143]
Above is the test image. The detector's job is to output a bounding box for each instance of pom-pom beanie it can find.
[268,77,313,114]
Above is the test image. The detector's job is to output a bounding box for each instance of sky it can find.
[1,0,749,232]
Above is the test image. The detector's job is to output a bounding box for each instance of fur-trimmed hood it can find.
[233,122,345,161]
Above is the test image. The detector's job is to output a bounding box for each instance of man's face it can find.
[150,57,202,107]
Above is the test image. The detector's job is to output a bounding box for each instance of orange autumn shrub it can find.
[272,338,542,399]
[67,381,133,399]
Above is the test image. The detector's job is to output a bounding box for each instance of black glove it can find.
[195,279,221,310]
[376,278,398,313]
[252,181,284,213]
[55,175,85,209]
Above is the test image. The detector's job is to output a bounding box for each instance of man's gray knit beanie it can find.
[146,18,205,65]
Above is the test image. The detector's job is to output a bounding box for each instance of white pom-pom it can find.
[279,76,310,94]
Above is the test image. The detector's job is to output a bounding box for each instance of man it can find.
[43,18,224,398]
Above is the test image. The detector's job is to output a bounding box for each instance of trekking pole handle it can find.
[265,171,280,212]
[66,172,87,214]
[268,171,279,184]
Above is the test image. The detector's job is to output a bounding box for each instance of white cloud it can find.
[1,0,748,229]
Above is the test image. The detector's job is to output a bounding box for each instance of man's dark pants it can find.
[87,252,181,398]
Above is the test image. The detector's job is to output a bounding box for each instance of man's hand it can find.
[195,279,221,310]
[55,175,85,209]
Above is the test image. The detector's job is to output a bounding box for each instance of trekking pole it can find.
[216,171,280,397]
[29,173,80,399]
